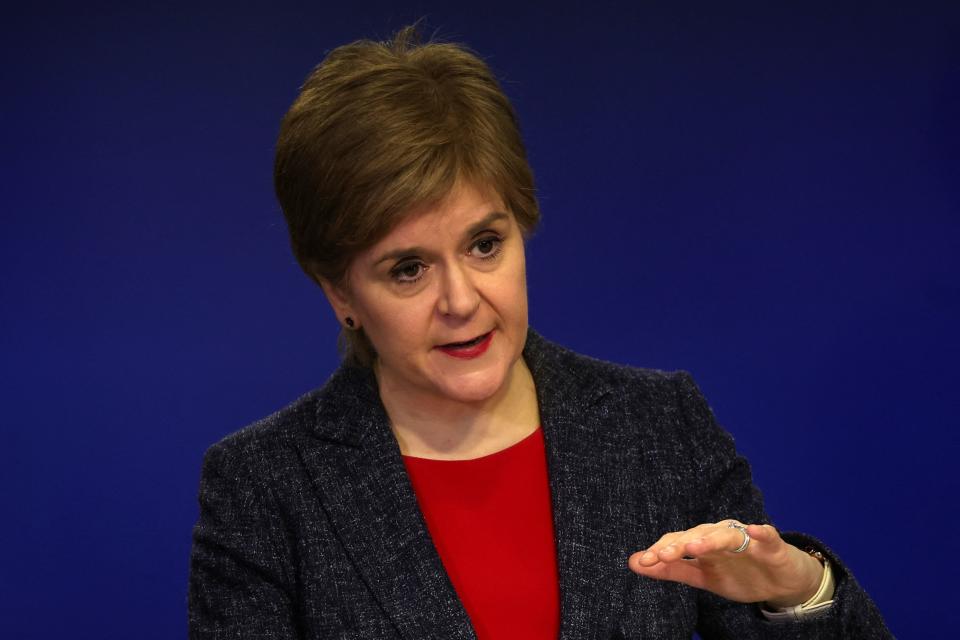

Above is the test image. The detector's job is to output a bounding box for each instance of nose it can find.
[436,262,480,319]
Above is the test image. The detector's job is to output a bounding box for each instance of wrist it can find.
[764,549,825,609]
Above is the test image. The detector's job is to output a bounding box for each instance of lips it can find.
[442,334,487,348]
[437,331,494,359]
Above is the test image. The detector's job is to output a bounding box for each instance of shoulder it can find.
[200,386,324,479]
[523,328,701,405]
[524,328,730,460]
[202,360,375,470]
[526,330,754,519]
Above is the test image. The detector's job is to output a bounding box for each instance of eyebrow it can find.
[373,211,510,266]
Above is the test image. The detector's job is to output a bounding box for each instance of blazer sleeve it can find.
[188,438,300,639]
[670,372,894,640]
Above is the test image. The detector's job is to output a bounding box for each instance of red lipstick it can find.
[437,331,494,359]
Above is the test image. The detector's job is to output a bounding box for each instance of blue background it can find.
[3,1,957,637]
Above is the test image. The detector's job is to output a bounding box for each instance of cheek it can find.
[503,255,529,310]
[360,291,435,352]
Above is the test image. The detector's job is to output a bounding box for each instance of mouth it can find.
[436,330,495,359]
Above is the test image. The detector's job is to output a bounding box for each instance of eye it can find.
[469,235,503,260]
[390,260,427,284]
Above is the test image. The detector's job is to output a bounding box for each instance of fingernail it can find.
[641,551,655,562]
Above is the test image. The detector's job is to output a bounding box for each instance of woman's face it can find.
[323,181,529,406]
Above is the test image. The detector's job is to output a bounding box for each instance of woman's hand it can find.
[628,521,824,607]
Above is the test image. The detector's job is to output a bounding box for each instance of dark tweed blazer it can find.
[189,329,892,639]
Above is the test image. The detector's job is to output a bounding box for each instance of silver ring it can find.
[727,521,750,553]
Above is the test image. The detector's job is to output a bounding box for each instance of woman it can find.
[188,27,892,639]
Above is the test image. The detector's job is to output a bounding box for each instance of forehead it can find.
[368,182,510,251]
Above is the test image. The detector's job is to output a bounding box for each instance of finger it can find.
[629,548,694,573]
[647,530,687,550]
[631,540,687,567]
[655,534,716,564]
[634,521,742,567]
[631,535,689,567]
[643,522,721,556]
[745,523,781,546]
[709,523,776,556]
[678,521,750,558]
[629,549,661,568]
[630,554,709,590]
[634,531,685,566]
[684,529,743,558]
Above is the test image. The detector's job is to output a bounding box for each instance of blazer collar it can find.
[304,328,613,446]
[296,328,626,639]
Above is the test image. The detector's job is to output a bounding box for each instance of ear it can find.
[315,275,358,329]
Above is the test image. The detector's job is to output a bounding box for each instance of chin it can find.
[434,367,510,404]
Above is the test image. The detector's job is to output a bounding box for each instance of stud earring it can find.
[345,317,355,328]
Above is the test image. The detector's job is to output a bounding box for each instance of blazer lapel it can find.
[524,331,632,640]
[294,365,475,640]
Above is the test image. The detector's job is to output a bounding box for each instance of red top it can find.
[402,428,560,640]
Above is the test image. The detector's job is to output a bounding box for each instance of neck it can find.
[376,358,540,460]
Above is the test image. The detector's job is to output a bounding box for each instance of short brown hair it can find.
[274,26,539,366]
